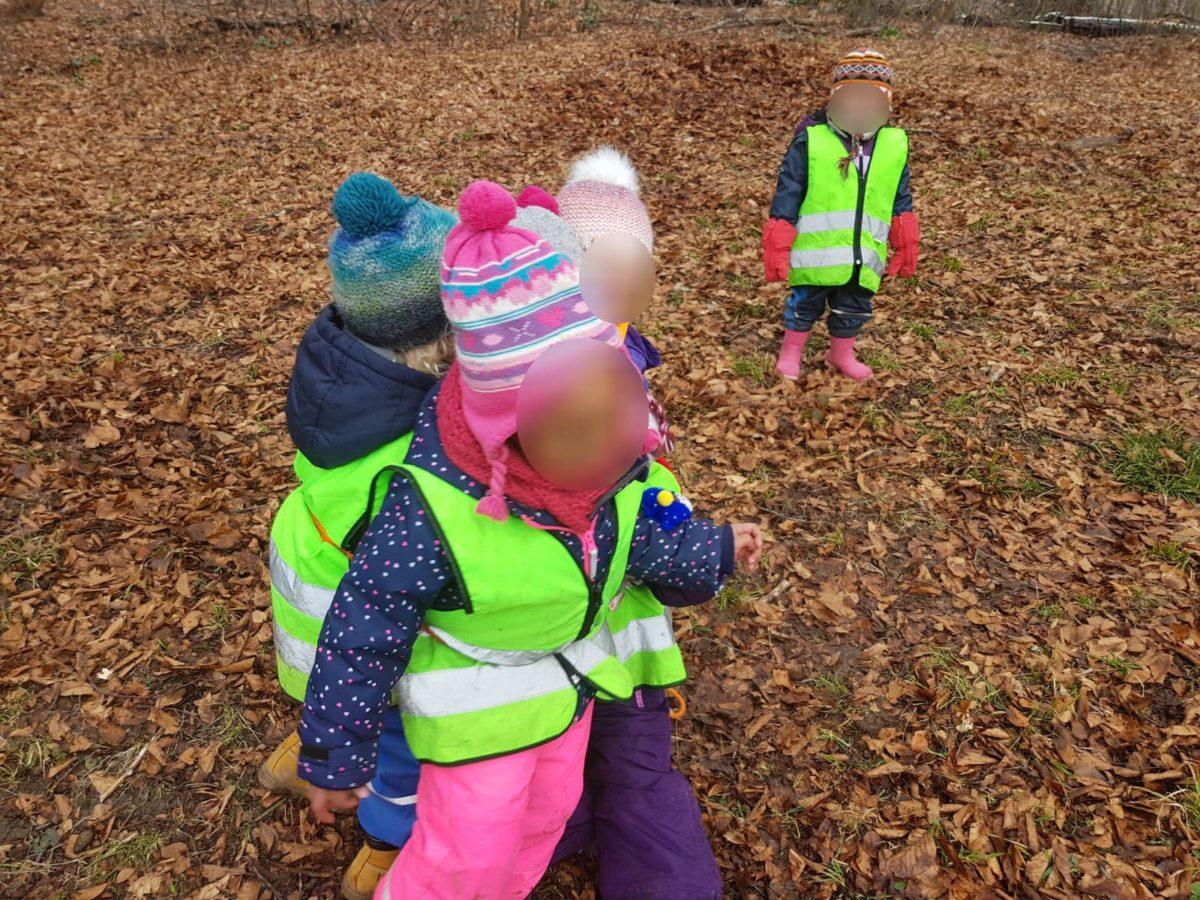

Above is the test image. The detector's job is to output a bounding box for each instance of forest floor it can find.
[2,2,1199,897]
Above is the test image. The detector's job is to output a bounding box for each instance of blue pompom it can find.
[332,172,414,239]
[640,487,693,533]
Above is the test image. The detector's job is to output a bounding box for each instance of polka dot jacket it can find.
[297,385,733,790]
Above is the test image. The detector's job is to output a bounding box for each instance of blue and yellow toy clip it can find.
[640,487,693,532]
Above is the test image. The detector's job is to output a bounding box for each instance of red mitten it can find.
[886,211,919,278]
[761,218,797,283]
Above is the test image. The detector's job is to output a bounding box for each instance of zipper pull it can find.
[580,529,599,581]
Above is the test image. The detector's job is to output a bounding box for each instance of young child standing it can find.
[762,48,920,382]
[258,172,455,899]
[297,180,763,898]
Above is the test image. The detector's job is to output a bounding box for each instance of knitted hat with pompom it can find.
[557,147,653,254]
[513,185,583,262]
[327,172,457,352]
[440,179,622,520]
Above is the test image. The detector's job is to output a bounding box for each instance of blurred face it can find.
[579,232,656,327]
[828,82,891,136]
[517,340,648,490]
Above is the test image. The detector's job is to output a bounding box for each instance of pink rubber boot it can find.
[774,329,809,381]
[826,336,873,381]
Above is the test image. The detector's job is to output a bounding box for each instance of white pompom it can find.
[566,146,640,195]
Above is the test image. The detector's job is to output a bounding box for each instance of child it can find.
[297,181,763,898]
[258,171,456,900]
[551,148,724,899]
[762,48,920,382]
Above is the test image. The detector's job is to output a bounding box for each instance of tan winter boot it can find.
[257,730,309,799]
[341,842,399,900]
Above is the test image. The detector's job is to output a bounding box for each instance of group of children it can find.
[257,46,916,899]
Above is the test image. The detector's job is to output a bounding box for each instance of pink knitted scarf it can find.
[436,364,606,536]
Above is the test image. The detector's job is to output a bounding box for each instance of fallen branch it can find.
[1061,128,1135,151]
[698,14,811,33]
[760,578,792,603]
[205,16,354,34]
[96,740,152,804]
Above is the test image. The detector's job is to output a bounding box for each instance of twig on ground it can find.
[1061,128,1135,151]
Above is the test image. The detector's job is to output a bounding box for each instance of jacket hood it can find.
[285,305,439,468]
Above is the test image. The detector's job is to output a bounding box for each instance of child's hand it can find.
[731,523,763,571]
[307,784,370,824]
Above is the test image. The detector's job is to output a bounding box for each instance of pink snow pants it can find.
[374,703,593,900]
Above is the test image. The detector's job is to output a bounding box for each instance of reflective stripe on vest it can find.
[788,125,908,293]
[268,433,416,701]
[609,606,676,663]
[396,626,616,718]
[269,541,335,618]
[789,245,885,277]
[796,210,890,245]
[273,620,317,675]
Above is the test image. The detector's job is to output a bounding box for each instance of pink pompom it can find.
[517,185,560,215]
[475,493,510,522]
[459,180,517,232]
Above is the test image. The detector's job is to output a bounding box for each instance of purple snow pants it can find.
[550,687,723,899]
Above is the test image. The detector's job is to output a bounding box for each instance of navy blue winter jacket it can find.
[297,385,734,789]
[769,110,914,225]
[285,305,438,468]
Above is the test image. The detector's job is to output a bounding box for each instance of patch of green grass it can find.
[926,649,1005,710]
[967,213,993,233]
[1147,540,1194,570]
[0,689,29,725]
[908,322,936,341]
[819,527,845,549]
[0,530,61,587]
[727,273,756,291]
[860,403,886,431]
[577,0,601,30]
[1026,365,1081,388]
[815,858,849,886]
[1108,427,1200,502]
[86,833,163,878]
[198,330,227,350]
[706,792,750,819]
[694,214,721,231]
[810,673,852,705]
[1101,655,1142,678]
[861,349,901,374]
[731,353,773,383]
[730,300,767,321]
[1,736,63,781]
[208,602,233,629]
[1130,587,1159,611]
[1035,603,1063,620]
[942,256,964,273]
[215,702,253,748]
[943,391,981,417]
[1159,772,1200,833]
[1075,592,1100,612]
[67,53,101,82]
[714,584,743,610]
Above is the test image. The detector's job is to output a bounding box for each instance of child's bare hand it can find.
[307,784,369,824]
[731,523,763,571]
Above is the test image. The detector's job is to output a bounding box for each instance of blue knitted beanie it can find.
[327,172,457,352]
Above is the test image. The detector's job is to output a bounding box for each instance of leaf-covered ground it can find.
[2,4,1199,897]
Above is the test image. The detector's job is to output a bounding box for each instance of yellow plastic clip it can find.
[666,688,687,720]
